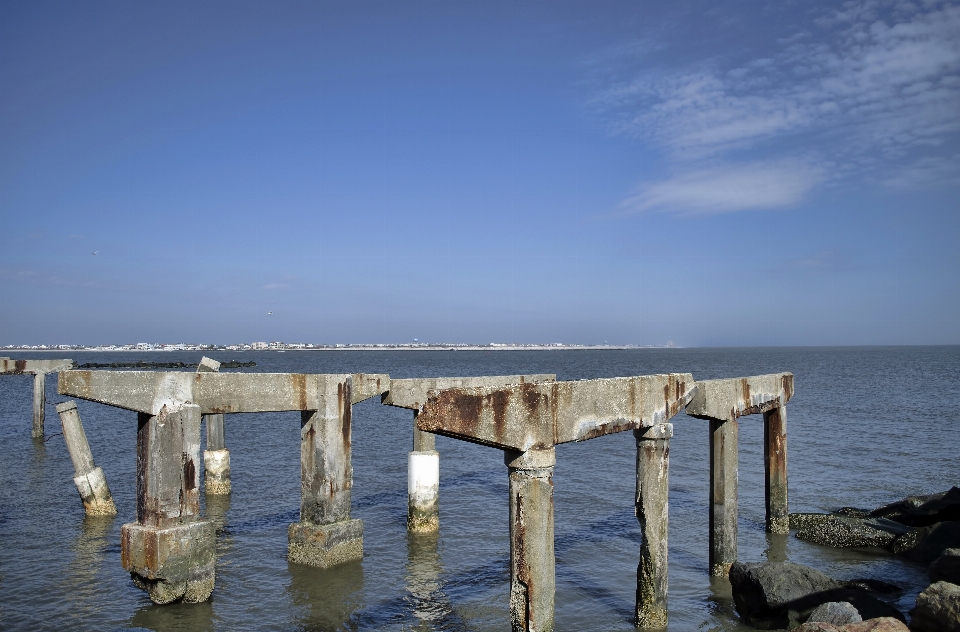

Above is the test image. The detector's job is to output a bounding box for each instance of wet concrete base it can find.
[288,518,363,568]
[121,520,216,604]
[73,466,117,516]
[203,449,231,495]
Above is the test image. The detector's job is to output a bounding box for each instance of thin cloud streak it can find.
[593,1,960,214]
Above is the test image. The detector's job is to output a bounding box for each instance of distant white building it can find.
[136,343,154,350]
[251,342,268,350]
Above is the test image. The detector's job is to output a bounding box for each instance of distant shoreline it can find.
[3,345,678,352]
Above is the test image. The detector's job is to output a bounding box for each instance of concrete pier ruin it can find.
[45,364,794,623]
[56,400,117,516]
[415,373,695,631]
[1,357,74,438]
[685,373,794,577]
[382,375,555,533]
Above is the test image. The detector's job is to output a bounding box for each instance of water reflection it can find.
[130,599,215,631]
[287,559,365,630]
[405,531,451,629]
[764,533,789,564]
[63,515,115,615]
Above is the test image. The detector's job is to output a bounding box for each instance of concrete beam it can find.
[58,370,390,415]
[352,373,391,404]
[415,374,695,452]
[684,373,793,422]
[382,375,556,410]
[0,357,74,374]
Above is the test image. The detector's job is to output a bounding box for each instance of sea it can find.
[1,347,958,631]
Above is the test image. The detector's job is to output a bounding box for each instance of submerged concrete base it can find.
[203,449,231,495]
[288,519,363,568]
[73,466,117,516]
[121,520,215,604]
[408,450,439,533]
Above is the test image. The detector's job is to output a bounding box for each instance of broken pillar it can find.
[288,375,364,568]
[382,375,556,534]
[634,423,672,628]
[408,413,440,533]
[121,403,215,604]
[197,357,230,495]
[763,405,789,534]
[56,400,117,516]
[685,373,794,576]
[1,358,73,439]
[506,447,556,632]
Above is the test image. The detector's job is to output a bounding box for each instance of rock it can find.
[808,601,862,624]
[836,507,872,519]
[794,617,909,631]
[729,562,906,630]
[931,548,960,584]
[795,515,910,548]
[842,578,902,595]
[910,581,960,632]
[870,487,960,527]
[891,520,960,563]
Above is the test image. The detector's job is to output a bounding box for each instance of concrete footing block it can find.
[121,520,216,604]
[73,466,117,516]
[288,518,363,568]
[203,449,231,495]
[408,450,439,533]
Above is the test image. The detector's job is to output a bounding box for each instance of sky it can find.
[1,0,958,347]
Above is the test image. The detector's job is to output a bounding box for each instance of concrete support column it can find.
[505,447,556,632]
[634,423,672,628]
[763,406,789,534]
[408,411,440,533]
[32,372,46,439]
[121,403,215,604]
[709,419,738,577]
[288,378,363,568]
[203,413,230,495]
[56,401,117,516]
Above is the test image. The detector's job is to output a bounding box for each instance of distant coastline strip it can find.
[77,361,256,369]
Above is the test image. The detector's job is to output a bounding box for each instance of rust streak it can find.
[292,373,308,411]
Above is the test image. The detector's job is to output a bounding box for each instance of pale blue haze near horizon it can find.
[2,0,958,347]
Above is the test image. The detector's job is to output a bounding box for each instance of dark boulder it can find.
[795,515,909,548]
[890,520,960,563]
[807,601,862,624]
[869,487,960,527]
[931,548,960,584]
[729,562,905,630]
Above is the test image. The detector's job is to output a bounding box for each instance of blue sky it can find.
[2,0,958,346]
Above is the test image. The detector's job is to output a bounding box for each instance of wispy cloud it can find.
[592,1,960,214]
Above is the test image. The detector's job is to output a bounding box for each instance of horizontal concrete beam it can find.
[351,373,391,404]
[416,373,695,451]
[58,370,389,415]
[684,373,793,422]
[1,357,74,375]
[382,374,556,410]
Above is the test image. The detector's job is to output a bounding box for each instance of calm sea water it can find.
[1,347,958,631]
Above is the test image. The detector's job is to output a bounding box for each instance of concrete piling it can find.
[56,401,117,516]
[33,372,46,439]
[288,376,364,568]
[635,423,672,628]
[506,447,556,632]
[709,418,738,577]
[197,357,230,495]
[763,406,789,534]
[408,413,440,532]
[121,403,215,604]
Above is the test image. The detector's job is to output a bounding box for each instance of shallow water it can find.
[1,347,958,631]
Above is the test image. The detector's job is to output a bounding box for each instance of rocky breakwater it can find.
[729,561,906,630]
[787,488,960,631]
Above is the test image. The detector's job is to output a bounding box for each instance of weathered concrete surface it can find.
[685,373,794,422]
[416,374,694,451]
[910,580,960,632]
[57,400,117,516]
[506,447,556,632]
[58,370,390,415]
[196,356,221,373]
[635,423,672,629]
[351,373,391,404]
[33,372,45,438]
[408,450,440,533]
[0,357,74,374]
[122,403,214,603]
[288,518,363,568]
[764,406,789,534]
[203,449,231,495]
[382,375,556,410]
[710,418,738,576]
